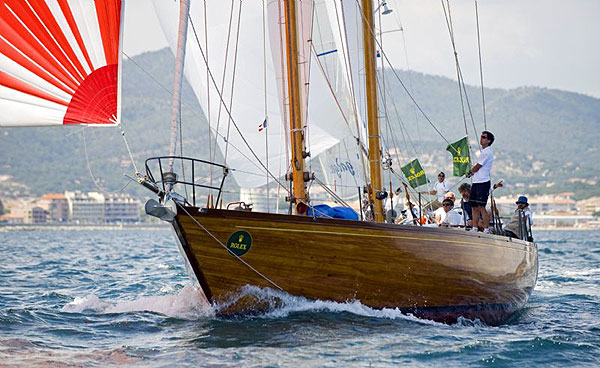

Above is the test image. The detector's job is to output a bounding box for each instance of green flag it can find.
[401,159,429,188]
[446,136,471,176]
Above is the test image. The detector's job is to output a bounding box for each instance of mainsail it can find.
[0,0,124,127]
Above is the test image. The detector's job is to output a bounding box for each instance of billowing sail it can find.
[0,0,124,127]
[313,0,369,199]
[153,0,348,189]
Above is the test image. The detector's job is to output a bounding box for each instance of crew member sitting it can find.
[439,198,465,227]
[434,192,456,224]
[504,196,534,239]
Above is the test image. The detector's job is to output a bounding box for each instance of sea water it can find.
[0,229,598,366]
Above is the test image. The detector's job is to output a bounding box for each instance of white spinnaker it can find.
[153,0,348,189]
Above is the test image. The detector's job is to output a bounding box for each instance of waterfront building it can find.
[104,193,141,223]
[65,191,105,224]
[38,193,69,222]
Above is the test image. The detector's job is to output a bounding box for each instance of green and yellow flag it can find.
[401,159,429,188]
[446,136,471,176]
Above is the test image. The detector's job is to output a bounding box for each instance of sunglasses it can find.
[443,204,453,207]
[481,135,489,139]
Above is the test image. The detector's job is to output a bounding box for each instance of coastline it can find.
[0,223,171,231]
[1,223,597,232]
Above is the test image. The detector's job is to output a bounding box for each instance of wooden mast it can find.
[283,0,308,214]
[361,0,384,222]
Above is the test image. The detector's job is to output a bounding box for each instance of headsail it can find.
[153,1,349,189]
[0,0,124,127]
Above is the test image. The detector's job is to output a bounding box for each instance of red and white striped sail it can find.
[0,0,124,127]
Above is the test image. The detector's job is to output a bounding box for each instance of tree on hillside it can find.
[0,199,4,215]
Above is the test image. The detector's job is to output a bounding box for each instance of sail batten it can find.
[0,0,123,127]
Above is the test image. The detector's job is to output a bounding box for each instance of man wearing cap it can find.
[466,131,494,233]
[504,196,534,239]
[428,172,449,211]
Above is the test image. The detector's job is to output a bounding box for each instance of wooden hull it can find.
[172,207,538,326]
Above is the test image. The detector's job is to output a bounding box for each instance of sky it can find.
[123,0,600,98]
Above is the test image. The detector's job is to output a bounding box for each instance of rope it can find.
[81,128,132,194]
[176,202,284,291]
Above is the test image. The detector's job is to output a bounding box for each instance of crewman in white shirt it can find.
[466,131,495,233]
[428,172,449,210]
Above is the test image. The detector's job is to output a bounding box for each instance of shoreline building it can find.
[65,191,105,224]
[65,191,141,224]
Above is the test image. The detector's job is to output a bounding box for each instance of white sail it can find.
[153,0,352,189]
[311,0,369,199]
[0,0,124,127]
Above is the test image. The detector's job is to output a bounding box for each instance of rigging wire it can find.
[187,14,289,192]
[475,0,487,130]
[441,0,481,151]
[223,2,243,164]
[211,1,236,166]
[353,0,457,155]
[122,51,279,188]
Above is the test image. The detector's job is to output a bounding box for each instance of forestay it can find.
[0,0,124,127]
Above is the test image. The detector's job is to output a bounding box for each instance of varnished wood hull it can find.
[172,207,538,326]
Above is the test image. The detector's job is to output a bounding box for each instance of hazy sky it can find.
[123,0,600,97]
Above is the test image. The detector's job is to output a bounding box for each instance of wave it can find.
[217,285,446,326]
[61,285,481,326]
[61,286,214,319]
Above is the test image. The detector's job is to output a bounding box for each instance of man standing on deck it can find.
[466,131,494,233]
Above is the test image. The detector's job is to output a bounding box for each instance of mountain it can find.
[1,48,598,200]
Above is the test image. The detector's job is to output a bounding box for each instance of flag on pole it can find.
[401,159,429,188]
[446,136,471,176]
[258,118,268,132]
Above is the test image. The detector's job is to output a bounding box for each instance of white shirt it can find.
[432,181,449,202]
[433,207,446,224]
[473,146,494,183]
[441,208,465,226]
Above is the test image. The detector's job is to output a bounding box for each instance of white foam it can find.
[225,286,445,326]
[61,286,214,319]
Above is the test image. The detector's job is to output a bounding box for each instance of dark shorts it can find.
[469,181,490,207]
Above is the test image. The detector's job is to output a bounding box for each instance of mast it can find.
[168,0,191,173]
[361,0,384,222]
[283,0,308,213]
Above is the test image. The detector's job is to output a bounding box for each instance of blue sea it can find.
[0,229,598,367]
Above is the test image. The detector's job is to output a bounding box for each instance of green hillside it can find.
[1,48,598,200]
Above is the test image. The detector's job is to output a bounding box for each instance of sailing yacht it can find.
[141,0,538,325]
[0,0,537,325]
